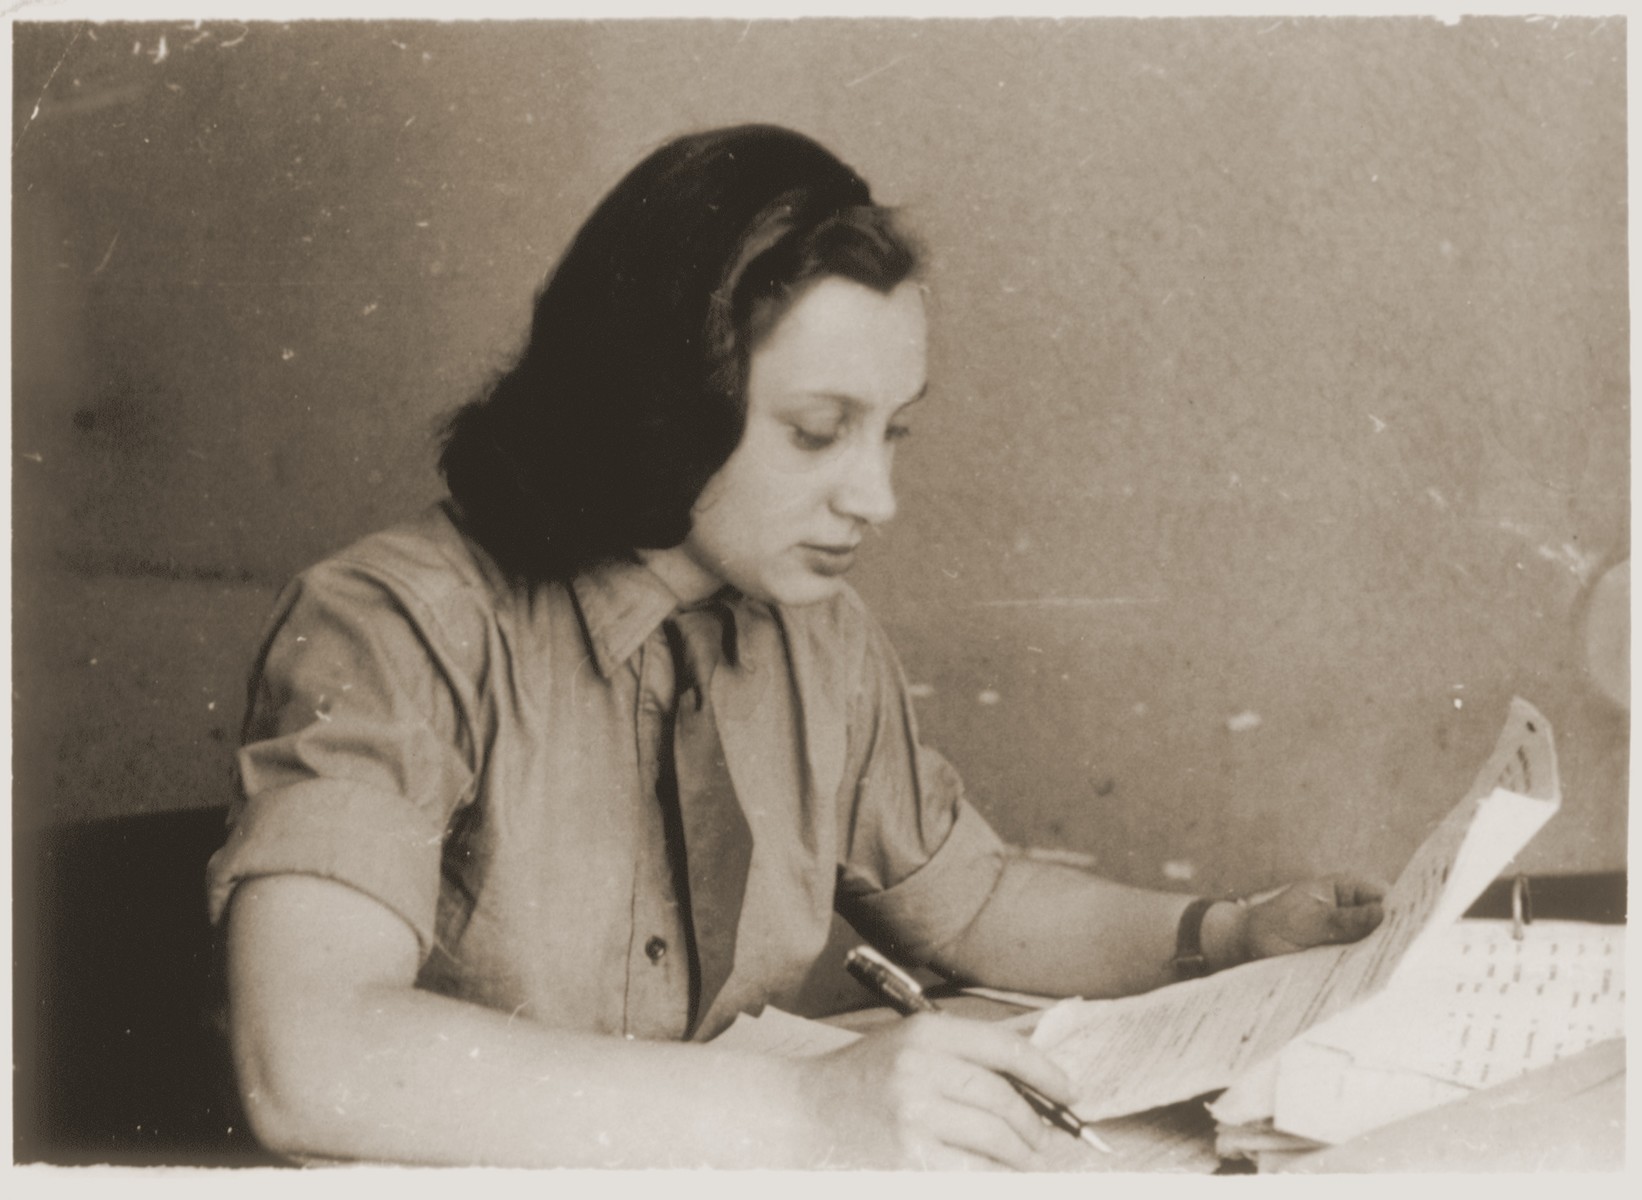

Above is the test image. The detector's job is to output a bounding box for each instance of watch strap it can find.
[1171,896,1218,979]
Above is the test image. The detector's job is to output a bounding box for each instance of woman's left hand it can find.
[1238,875,1388,961]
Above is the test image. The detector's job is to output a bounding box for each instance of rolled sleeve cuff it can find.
[842,799,1008,965]
[206,779,446,958]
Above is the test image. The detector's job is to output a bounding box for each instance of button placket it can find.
[620,626,692,1040]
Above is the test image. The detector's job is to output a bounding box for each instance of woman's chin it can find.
[746,570,847,609]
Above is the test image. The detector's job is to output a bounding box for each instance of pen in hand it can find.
[844,944,1113,1155]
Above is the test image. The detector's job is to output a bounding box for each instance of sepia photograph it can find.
[9,5,1628,1177]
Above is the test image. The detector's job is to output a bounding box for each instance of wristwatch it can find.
[1170,896,1219,979]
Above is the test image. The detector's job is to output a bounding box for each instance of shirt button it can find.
[644,936,668,964]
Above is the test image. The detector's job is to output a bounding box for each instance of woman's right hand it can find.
[793,1013,1076,1170]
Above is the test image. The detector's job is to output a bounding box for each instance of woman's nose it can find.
[832,444,897,527]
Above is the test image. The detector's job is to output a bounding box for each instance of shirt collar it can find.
[570,558,748,678]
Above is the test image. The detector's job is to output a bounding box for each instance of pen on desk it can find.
[844,944,1113,1155]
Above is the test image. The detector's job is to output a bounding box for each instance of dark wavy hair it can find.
[439,124,922,583]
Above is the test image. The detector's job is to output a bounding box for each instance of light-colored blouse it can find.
[207,502,1006,1040]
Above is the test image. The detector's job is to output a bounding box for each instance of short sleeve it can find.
[205,560,478,957]
[833,611,1007,965]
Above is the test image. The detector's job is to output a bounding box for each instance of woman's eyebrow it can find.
[789,382,928,412]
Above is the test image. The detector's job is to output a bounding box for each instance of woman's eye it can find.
[790,425,839,451]
[886,423,913,443]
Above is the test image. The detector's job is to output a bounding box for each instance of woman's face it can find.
[662,276,928,607]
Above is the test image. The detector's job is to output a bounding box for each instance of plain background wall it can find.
[12,17,1628,904]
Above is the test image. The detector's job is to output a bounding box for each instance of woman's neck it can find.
[636,544,723,606]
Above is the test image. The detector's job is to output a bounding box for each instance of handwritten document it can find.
[1262,918,1625,1144]
[1032,698,1561,1123]
[1304,919,1624,1088]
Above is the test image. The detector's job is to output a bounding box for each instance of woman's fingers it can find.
[1246,877,1386,956]
[1329,874,1390,907]
[931,1057,1053,1165]
[923,1087,1049,1170]
[912,1014,1076,1106]
[889,1016,1072,1169]
[1326,898,1384,941]
[809,1015,1076,1168]
[1317,875,1388,942]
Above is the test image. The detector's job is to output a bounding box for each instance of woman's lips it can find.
[800,543,859,575]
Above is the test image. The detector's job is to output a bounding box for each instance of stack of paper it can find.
[1031,698,1570,1138]
[1209,917,1625,1169]
[1211,1117,1326,1169]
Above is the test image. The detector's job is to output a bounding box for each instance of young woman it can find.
[209,124,1384,1170]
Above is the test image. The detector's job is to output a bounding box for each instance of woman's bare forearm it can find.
[930,853,1382,1001]
[228,876,814,1167]
[244,984,818,1167]
[928,854,1236,998]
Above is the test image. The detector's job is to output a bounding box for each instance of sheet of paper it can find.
[959,985,1061,1010]
[709,1006,862,1058]
[1214,918,1623,1142]
[1033,699,1560,1123]
[1032,948,1343,1120]
[1269,1040,1473,1144]
[1274,1038,1626,1174]
[1305,919,1624,1084]
[1215,1118,1324,1158]
[1270,918,1624,1143]
[1206,1054,1278,1126]
[1288,697,1560,1031]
